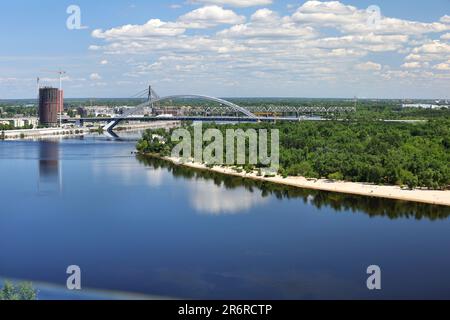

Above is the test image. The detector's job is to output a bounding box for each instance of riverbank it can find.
[1,121,180,140]
[148,155,450,206]
[114,121,180,132]
[1,127,87,140]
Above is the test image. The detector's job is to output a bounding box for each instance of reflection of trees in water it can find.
[137,155,450,221]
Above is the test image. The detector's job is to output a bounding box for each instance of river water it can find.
[0,134,449,299]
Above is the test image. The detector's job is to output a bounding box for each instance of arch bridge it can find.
[70,86,356,132]
[103,94,258,132]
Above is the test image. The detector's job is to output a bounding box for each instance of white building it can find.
[402,104,449,109]
[0,117,39,128]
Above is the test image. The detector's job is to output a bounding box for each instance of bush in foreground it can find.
[0,281,37,300]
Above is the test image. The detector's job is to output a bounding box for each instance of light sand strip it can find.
[162,156,450,207]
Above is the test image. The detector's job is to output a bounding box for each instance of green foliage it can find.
[0,105,37,118]
[0,123,34,131]
[136,128,172,155]
[285,161,318,178]
[398,169,419,190]
[276,119,449,189]
[137,119,450,190]
[0,281,37,300]
[328,172,344,181]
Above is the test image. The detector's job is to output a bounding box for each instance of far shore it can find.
[144,154,450,207]
[1,121,180,140]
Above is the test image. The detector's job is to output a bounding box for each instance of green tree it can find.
[0,281,37,300]
[137,118,450,190]
[328,172,344,181]
[399,169,419,190]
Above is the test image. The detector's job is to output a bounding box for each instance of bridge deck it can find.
[64,116,314,124]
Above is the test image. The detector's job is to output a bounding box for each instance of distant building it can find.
[402,103,449,109]
[153,107,183,116]
[0,117,39,128]
[84,106,115,117]
[77,107,88,118]
[39,87,63,126]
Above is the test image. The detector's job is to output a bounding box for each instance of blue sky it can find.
[0,0,449,99]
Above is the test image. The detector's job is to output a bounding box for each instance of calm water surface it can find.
[0,134,450,299]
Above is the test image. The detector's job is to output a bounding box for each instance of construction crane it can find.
[40,70,66,127]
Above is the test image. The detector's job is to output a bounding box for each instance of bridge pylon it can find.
[148,85,160,115]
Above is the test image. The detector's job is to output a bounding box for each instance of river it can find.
[0,133,449,299]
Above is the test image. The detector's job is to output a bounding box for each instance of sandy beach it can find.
[162,156,450,207]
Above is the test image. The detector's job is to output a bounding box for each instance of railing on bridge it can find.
[199,105,356,115]
[70,86,358,132]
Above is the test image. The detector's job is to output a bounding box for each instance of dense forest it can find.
[137,119,450,190]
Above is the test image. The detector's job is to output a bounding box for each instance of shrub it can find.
[0,281,37,300]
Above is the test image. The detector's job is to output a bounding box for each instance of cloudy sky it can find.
[0,0,449,99]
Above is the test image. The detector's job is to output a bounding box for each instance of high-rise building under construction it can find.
[38,87,63,126]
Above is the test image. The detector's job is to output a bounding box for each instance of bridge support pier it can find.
[103,119,122,133]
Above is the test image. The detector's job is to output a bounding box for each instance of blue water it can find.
[0,135,449,299]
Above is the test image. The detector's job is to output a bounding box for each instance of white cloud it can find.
[292,0,359,25]
[412,40,450,54]
[92,19,186,39]
[250,8,279,23]
[401,62,421,69]
[100,60,109,65]
[404,40,450,69]
[355,61,382,71]
[89,73,102,81]
[190,0,272,8]
[441,33,450,40]
[218,7,317,39]
[292,1,450,36]
[179,5,245,28]
[218,21,316,39]
[441,15,450,24]
[433,62,450,71]
[86,1,450,98]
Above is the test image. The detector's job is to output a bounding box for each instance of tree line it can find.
[137,119,450,190]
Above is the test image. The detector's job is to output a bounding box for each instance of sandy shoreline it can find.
[157,156,450,207]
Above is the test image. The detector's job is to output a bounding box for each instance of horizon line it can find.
[1,96,449,102]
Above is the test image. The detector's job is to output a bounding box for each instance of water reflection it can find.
[91,158,167,188]
[38,141,62,195]
[190,181,268,214]
[2,138,450,299]
[137,155,450,220]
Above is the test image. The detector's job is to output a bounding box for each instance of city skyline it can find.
[0,0,449,99]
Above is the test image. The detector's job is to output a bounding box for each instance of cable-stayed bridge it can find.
[64,86,356,133]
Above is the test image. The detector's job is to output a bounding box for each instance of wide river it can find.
[0,134,449,299]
